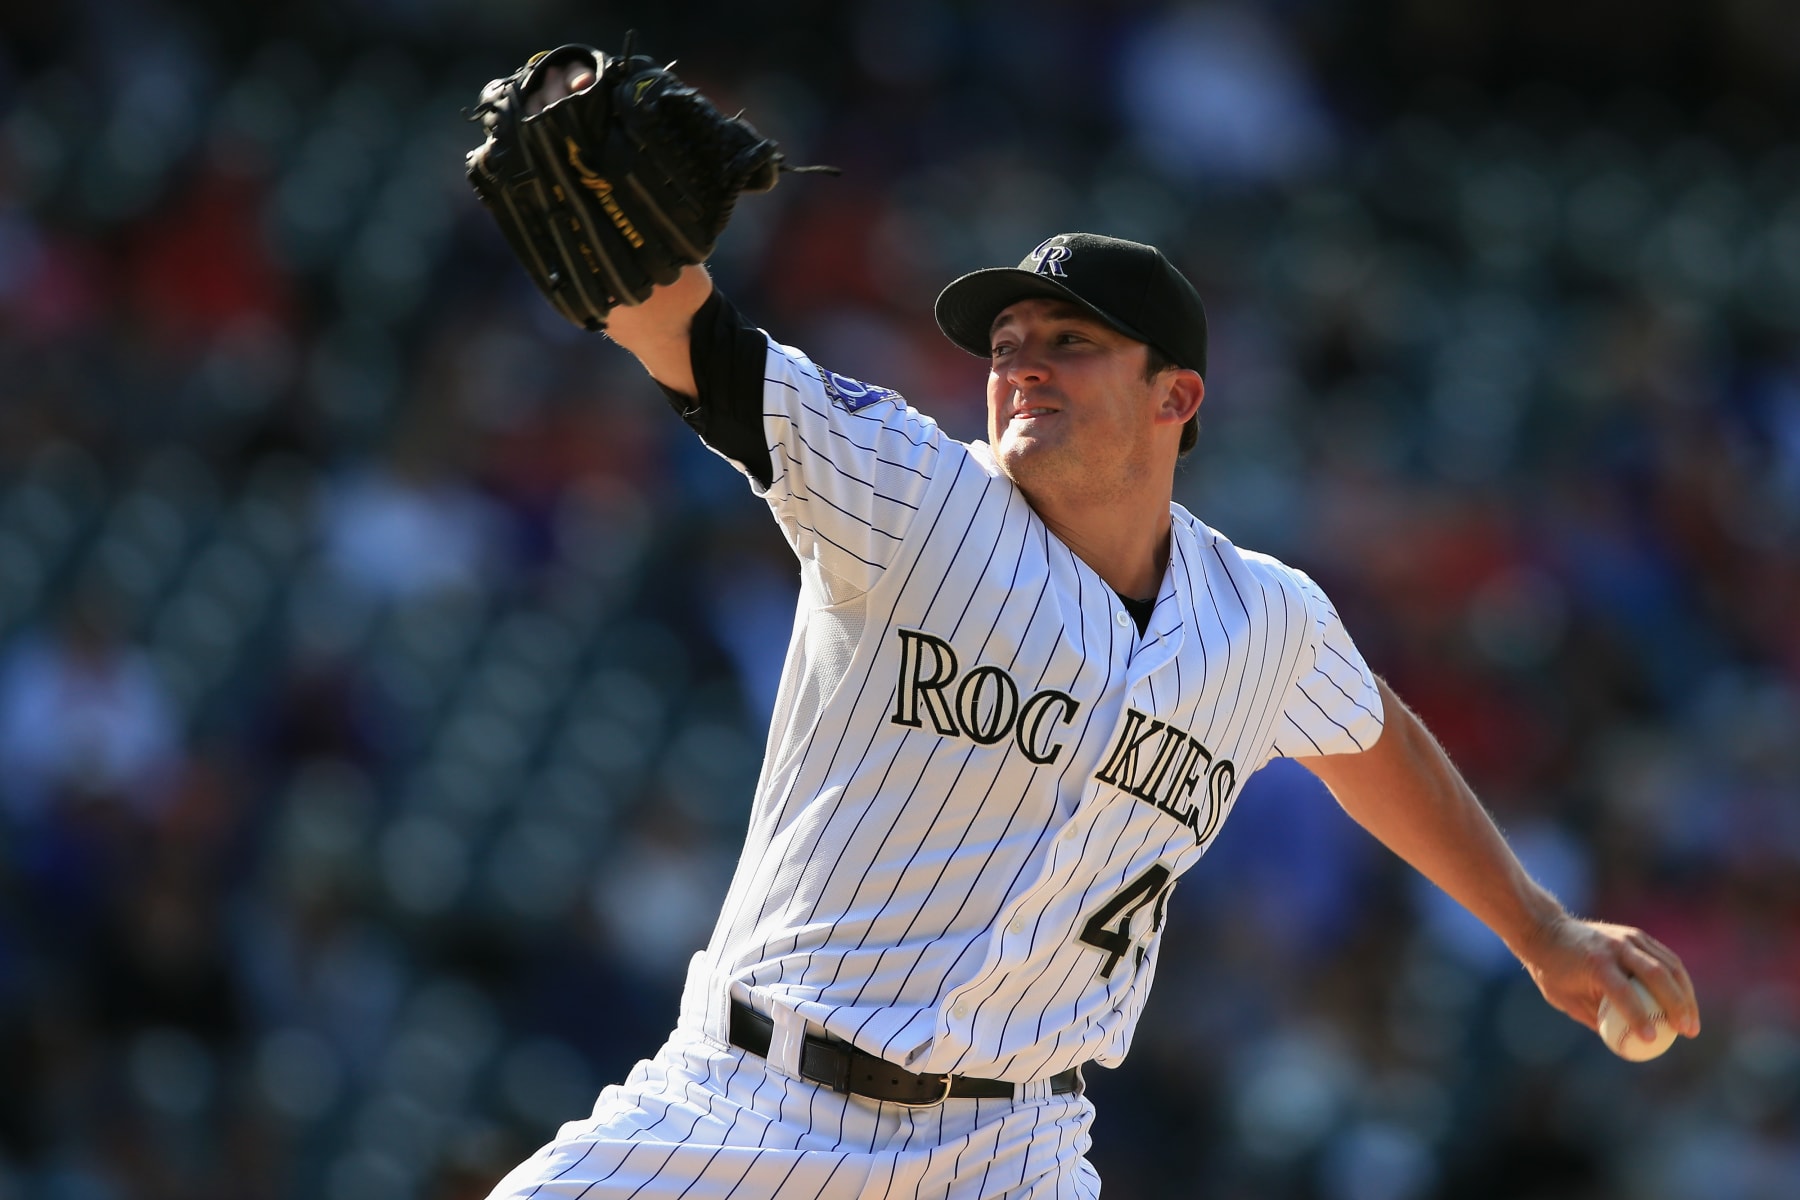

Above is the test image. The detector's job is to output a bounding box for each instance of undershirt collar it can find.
[1117,592,1156,635]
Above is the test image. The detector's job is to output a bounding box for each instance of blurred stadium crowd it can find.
[2,1,1799,1198]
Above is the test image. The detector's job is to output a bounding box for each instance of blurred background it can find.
[1,1,1798,1197]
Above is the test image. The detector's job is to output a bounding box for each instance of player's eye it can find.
[990,343,1013,358]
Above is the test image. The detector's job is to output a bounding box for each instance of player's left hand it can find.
[523,59,597,117]
[464,38,805,331]
[1515,913,1701,1044]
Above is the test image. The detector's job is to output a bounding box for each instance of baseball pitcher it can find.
[464,42,1701,1199]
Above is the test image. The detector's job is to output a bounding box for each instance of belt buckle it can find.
[889,1073,955,1108]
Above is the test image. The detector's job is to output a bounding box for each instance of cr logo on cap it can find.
[1029,237,1071,277]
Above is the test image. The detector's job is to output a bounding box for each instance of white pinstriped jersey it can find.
[678,335,1384,1084]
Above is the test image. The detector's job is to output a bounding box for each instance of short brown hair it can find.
[1144,343,1199,456]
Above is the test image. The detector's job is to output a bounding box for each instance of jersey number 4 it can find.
[1078,864,1173,978]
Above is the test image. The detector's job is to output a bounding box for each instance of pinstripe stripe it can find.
[806,474,1029,942]
[787,469,1007,954]
[717,451,983,962]
[781,428,926,510]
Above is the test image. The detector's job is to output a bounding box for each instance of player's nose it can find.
[998,343,1050,387]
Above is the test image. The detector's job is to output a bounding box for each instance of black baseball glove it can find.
[466,39,825,330]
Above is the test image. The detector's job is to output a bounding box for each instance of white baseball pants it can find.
[483,1025,1100,1200]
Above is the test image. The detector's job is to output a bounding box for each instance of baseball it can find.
[1596,979,1677,1061]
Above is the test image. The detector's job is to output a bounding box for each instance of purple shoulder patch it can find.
[820,370,902,413]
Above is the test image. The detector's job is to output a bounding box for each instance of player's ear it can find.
[1155,369,1204,428]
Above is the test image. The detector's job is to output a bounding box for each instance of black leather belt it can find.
[728,1000,1081,1106]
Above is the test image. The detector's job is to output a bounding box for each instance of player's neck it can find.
[1028,492,1173,600]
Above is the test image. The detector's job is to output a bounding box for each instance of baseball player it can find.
[480,64,1701,1200]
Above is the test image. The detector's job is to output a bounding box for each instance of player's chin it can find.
[996,431,1063,486]
[995,427,1039,465]
[998,416,1062,453]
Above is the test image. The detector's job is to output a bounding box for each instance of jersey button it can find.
[1115,610,1130,628]
[952,1000,969,1019]
[1008,915,1026,935]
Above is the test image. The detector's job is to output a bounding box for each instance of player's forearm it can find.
[605,264,714,397]
[1299,679,1566,959]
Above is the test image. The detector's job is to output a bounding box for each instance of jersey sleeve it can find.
[1270,569,1385,758]
[753,341,942,593]
[657,289,943,594]
[659,287,778,489]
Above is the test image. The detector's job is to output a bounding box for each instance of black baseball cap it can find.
[933,233,1207,378]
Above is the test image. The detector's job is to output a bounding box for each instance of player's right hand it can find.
[1518,913,1701,1044]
